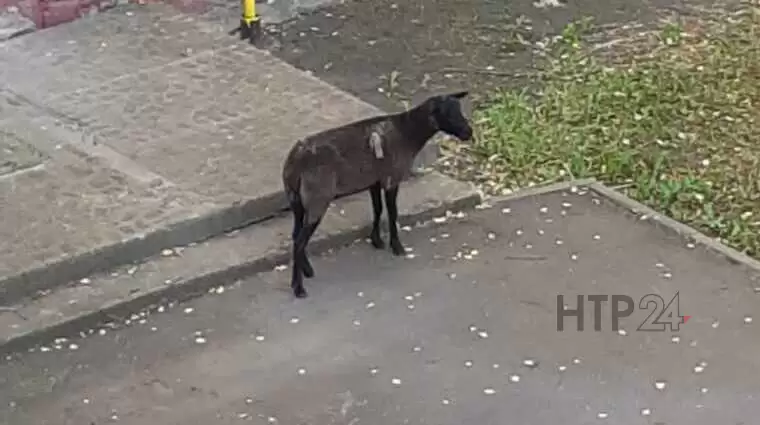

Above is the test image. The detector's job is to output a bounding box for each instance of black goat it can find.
[282,91,473,298]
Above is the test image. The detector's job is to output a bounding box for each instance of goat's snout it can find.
[459,124,473,141]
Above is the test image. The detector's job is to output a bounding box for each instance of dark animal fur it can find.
[282,91,472,298]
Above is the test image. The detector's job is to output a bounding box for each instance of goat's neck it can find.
[397,105,438,152]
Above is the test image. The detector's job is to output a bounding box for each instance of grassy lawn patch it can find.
[444,4,760,257]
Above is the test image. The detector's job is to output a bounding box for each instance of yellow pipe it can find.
[242,0,258,24]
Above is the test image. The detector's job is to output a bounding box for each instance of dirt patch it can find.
[262,0,731,111]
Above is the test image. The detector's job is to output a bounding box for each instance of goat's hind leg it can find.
[291,205,325,298]
[290,198,314,278]
[384,185,406,256]
[369,182,385,249]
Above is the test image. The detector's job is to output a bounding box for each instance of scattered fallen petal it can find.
[597,412,609,419]
[654,380,667,390]
[183,307,194,314]
[483,387,496,395]
[508,374,521,383]
[391,378,402,386]
[640,408,651,416]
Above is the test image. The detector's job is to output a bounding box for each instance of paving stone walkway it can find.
[0,3,441,303]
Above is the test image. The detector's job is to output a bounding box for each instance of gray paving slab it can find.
[1,183,759,425]
[0,3,439,301]
[0,104,221,304]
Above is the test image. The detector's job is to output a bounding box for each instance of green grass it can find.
[449,5,760,258]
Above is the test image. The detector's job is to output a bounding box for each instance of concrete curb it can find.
[487,178,760,274]
[0,172,480,356]
[1,191,289,307]
[588,182,760,273]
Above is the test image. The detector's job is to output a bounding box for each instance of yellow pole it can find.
[242,0,257,26]
[238,0,261,43]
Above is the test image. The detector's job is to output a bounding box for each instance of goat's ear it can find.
[450,90,469,99]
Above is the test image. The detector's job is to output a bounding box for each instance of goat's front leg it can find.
[369,182,385,249]
[384,185,405,256]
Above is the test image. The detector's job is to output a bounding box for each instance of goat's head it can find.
[430,91,473,142]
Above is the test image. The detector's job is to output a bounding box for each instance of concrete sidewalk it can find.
[1,182,759,425]
[0,3,442,305]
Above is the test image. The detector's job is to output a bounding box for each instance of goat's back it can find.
[283,114,406,197]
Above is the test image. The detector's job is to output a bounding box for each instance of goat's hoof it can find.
[293,285,308,298]
[390,240,406,256]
